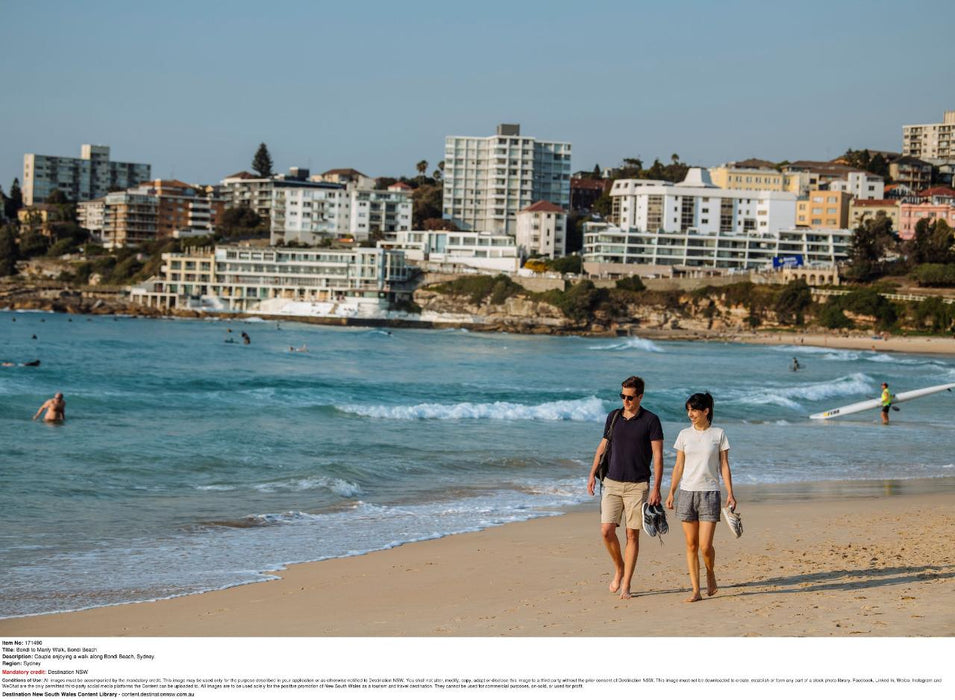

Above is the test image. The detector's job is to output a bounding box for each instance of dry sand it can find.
[2,481,952,638]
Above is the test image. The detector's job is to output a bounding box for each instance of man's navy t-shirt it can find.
[604,407,664,483]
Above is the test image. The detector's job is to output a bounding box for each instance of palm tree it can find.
[416,160,429,176]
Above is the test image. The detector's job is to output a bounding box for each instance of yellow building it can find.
[707,159,791,192]
[795,190,850,229]
[848,199,900,231]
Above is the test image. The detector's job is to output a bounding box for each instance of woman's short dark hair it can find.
[685,392,714,422]
[621,375,645,395]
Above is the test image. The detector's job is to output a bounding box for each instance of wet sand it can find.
[2,479,952,637]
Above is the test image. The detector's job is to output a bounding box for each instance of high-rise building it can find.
[22,144,151,206]
[902,110,955,160]
[442,124,571,235]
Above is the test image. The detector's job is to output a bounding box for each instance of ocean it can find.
[2,310,954,618]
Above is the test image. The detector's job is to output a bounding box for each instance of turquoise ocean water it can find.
[2,310,954,618]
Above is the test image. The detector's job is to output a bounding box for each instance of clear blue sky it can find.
[1,0,952,192]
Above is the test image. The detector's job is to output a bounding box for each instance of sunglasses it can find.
[620,393,638,401]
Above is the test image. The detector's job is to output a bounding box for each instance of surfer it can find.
[587,375,664,599]
[791,357,800,372]
[880,382,892,424]
[665,392,736,603]
[241,331,251,345]
[33,392,66,423]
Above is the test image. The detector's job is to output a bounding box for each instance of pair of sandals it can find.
[641,502,668,538]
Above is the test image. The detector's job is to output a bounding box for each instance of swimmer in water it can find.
[33,392,66,422]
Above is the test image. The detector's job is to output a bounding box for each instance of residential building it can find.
[707,159,791,192]
[848,199,900,231]
[828,171,884,201]
[609,168,797,235]
[442,123,571,235]
[902,110,955,160]
[917,186,955,204]
[219,171,276,222]
[782,161,874,197]
[131,245,410,312]
[17,205,59,238]
[582,223,851,272]
[348,187,413,239]
[22,144,151,206]
[140,179,225,238]
[898,202,955,240]
[311,168,377,190]
[515,201,567,258]
[77,190,158,249]
[796,190,851,230]
[570,177,609,212]
[381,230,520,273]
[889,156,933,192]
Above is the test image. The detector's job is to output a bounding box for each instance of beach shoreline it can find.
[3,477,952,638]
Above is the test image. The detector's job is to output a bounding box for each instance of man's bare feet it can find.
[619,590,632,600]
[609,573,622,593]
[706,571,718,597]
[684,592,702,603]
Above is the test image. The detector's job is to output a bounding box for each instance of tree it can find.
[845,212,898,282]
[5,179,23,220]
[218,206,267,239]
[421,218,458,231]
[905,218,954,265]
[868,153,889,180]
[416,160,429,177]
[252,143,274,178]
[774,278,812,325]
[412,183,443,228]
[0,223,20,276]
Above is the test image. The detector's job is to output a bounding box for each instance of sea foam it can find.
[336,396,607,421]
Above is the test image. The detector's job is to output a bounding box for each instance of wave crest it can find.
[338,396,607,422]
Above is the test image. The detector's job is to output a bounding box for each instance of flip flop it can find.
[651,503,668,535]
[722,505,742,538]
[641,502,657,537]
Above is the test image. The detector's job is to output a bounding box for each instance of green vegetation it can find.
[252,143,274,178]
[912,263,955,287]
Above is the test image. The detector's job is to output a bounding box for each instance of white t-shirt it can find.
[673,425,730,492]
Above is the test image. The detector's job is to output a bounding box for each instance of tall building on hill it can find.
[903,110,955,160]
[22,144,151,206]
[442,124,571,235]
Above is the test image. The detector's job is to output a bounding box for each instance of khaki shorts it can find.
[601,478,649,530]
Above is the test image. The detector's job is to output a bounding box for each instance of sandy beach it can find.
[2,479,952,638]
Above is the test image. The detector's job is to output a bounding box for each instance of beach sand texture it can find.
[2,488,952,637]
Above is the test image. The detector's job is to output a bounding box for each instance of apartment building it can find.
[381,230,520,273]
[582,223,851,272]
[796,190,851,230]
[442,124,571,235]
[77,191,158,249]
[889,157,933,192]
[828,170,884,200]
[707,159,791,192]
[131,245,410,312]
[898,202,955,240]
[22,144,151,206]
[902,110,955,160]
[221,168,412,244]
[848,200,900,231]
[515,201,566,259]
[609,168,797,235]
[142,179,225,238]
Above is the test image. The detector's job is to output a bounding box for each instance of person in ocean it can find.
[587,375,664,599]
[791,357,800,371]
[880,382,892,424]
[665,392,736,603]
[33,392,66,423]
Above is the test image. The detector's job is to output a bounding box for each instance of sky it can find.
[1,0,953,192]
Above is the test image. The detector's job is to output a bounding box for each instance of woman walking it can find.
[665,392,736,602]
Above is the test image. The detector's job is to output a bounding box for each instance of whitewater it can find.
[2,311,954,618]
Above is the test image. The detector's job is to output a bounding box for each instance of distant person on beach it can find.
[665,392,736,603]
[33,392,66,423]
[587,375,664,599]
[881,382,892,424]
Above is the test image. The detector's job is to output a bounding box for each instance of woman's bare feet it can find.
[684,591,702,603]
[619,589,632,600]
[609,572,622,593]
[706,571,718,597]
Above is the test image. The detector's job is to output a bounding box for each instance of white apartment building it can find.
[442,124,571,235]
[829,171,884,200]
[515,201,567,258]
[220,169,412,244]
[381,230,520,273]
[610,168,797,235]
[22,144,151,206]
[131,245,411,313]
[903,110,955,160]
[582,223,851,271]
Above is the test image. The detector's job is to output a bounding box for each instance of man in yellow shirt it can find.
[880,382,892,424]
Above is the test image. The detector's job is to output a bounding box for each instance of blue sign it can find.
[773,254,804,269]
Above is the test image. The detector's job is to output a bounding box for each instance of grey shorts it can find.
[676,489,721,523]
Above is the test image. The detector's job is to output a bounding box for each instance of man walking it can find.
[587,376,664,599]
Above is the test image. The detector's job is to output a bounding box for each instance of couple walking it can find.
[586,376,737,602]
